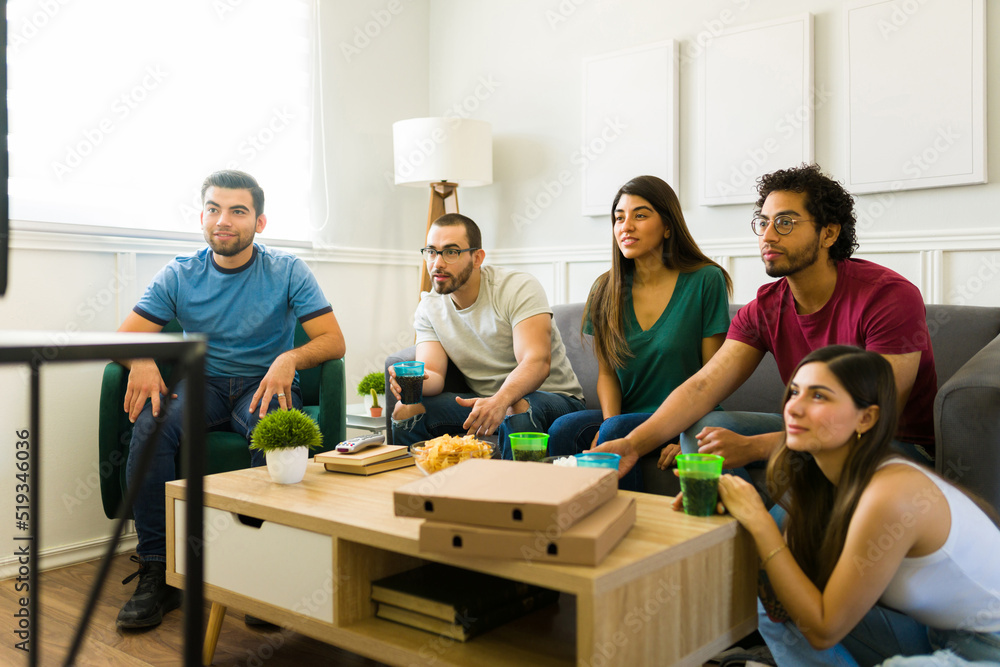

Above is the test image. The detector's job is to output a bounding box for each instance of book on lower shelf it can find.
[375,586,560,642]
[370,562,553,624]
[315,445,414,475]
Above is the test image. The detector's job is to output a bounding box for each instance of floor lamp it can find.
[392,117,492,294]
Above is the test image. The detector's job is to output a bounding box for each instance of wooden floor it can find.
[0,552,387,666]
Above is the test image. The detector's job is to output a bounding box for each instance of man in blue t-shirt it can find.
[115,170,345,630]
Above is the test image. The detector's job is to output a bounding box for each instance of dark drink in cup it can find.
[397,375,423,405]
[393,361,425,405]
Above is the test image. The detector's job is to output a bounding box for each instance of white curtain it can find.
[7,0,318,243]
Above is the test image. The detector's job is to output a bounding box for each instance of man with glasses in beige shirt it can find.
[390,213,585,459]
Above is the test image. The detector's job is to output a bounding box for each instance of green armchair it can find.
[97,321,347,520]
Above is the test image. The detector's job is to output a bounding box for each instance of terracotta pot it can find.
[369,407,383,418]
[264,446,309,484]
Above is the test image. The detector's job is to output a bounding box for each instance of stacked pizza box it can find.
[393,458,636,566]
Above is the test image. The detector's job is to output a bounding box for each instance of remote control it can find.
[336,433,385,453]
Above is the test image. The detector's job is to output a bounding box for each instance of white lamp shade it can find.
[392,117,492,187]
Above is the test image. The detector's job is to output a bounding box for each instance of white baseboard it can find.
[0,532,138,580]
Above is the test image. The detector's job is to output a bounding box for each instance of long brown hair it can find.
[586,175,732,370]
[770,346,1000,589]
[767,346,897,589]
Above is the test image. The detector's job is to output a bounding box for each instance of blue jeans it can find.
[547,410,654,492]
[391,390,586,460]
[679,411,782,485]
[759,599,934,666]
[127,377,300,562]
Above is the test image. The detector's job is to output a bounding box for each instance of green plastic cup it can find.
[676,453,724,516]
[509,432,549,462]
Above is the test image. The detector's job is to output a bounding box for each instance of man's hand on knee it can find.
[123,359,168,423]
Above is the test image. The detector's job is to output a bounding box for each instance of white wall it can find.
[425,0,1000,307]
[3,0,1000,576]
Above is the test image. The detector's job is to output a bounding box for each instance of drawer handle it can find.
[235,514,265,528]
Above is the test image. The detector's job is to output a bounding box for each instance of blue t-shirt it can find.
[134,244,332,378]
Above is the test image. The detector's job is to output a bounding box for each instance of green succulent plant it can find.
[370,388,380,409]
[357,371,385,398]
[249,409,323,453]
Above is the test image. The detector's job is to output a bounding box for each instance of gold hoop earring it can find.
[856,430,862,442]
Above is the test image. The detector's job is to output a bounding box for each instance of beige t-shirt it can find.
[414,265,584,400]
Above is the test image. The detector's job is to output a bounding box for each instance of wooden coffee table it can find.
[166,463,756,666]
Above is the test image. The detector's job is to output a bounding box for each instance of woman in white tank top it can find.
[689,345,1000,666]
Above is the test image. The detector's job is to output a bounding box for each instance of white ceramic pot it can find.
[265,446,309,484]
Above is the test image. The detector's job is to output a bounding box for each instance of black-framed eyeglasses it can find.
[751,215,814,236]
[420,247,480,264]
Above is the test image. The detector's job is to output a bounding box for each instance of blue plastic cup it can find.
[393,361,425,405]
[575,452,621,469]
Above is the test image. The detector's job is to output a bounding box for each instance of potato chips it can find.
[411,434,494,474]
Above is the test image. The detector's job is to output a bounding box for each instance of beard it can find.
[205,229,254,257]
[763,236,821,278]
[431,261,473,295]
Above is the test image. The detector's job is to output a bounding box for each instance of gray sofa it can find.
[386,303,1000,511]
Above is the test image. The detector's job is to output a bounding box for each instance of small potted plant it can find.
[249,409,323,484]
[357,371,386,417]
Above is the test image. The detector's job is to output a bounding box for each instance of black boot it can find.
[117,555,181,629]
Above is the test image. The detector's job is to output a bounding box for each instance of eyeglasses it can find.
[750,215,814,236]
[420,247,480,263]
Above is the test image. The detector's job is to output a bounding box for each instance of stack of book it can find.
[315,444,414,475]
[370,562,559,642]
[393,458,637,566]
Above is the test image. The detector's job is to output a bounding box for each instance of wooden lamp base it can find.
[419,181,459,294]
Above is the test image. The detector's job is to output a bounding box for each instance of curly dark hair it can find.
[755,164,858,261]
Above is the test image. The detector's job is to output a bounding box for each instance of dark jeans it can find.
[546,410,656,492]
[392,390,586,460]
[126,376,301,561]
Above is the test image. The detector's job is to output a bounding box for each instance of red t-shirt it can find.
[728,259,937,451]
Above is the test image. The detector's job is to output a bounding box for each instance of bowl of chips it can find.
[409,434,496,475]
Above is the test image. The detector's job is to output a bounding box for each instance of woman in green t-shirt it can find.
[547,175,732,491]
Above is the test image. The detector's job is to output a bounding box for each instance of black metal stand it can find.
[0,331,207,667]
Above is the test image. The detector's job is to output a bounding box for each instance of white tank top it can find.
[876,458,1000,632]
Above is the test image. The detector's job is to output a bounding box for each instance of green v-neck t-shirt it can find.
[585,265,731,414]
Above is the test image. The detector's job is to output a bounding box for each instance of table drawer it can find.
[173,499,334,623]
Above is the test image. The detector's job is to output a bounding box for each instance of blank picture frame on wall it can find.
[846,0,986,194]
[581,41,678,217]
[699,14,814,207]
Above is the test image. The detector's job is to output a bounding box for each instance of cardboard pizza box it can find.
[419,495,636,566]
[393,458,618,531]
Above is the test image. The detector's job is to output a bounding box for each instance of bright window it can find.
[7,0,317,243]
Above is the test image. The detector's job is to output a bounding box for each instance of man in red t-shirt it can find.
[596,164,937,481]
